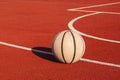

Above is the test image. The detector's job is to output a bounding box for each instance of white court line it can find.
[68,1,120,43]
[68,9,120,15]
[0,41,31,51]
[68,12,120,44]
[0,41,52,55]
[69,2,120,10]
[0,41,120,68]
[80,58,120,68]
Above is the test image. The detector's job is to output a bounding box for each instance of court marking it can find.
[0,41,120,68]
[68,9,120,15]
[68,2,120,44]
[68,12,120,44]
[68,1,120,10]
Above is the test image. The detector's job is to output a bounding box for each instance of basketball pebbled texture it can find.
[52,30,85,64]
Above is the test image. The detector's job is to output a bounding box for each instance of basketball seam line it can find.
[61,31,67,63]
[70,31,76,64]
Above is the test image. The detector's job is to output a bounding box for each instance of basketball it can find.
[52,30,85,64]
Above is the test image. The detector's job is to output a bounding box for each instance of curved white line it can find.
[68,12,120,44]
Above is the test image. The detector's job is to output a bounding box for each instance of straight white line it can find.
[0,41,52,55]
[68,9,120,15]
[68,9,100,13]
[80,58,120,68]
[0,41,120,68]
[70,2,120,10]
[0,41,31,51]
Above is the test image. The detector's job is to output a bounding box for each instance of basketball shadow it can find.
[32,47,60,63]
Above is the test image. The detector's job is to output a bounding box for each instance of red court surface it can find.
[0,0,120,80]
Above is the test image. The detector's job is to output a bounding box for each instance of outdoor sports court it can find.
[0,0,120,80]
